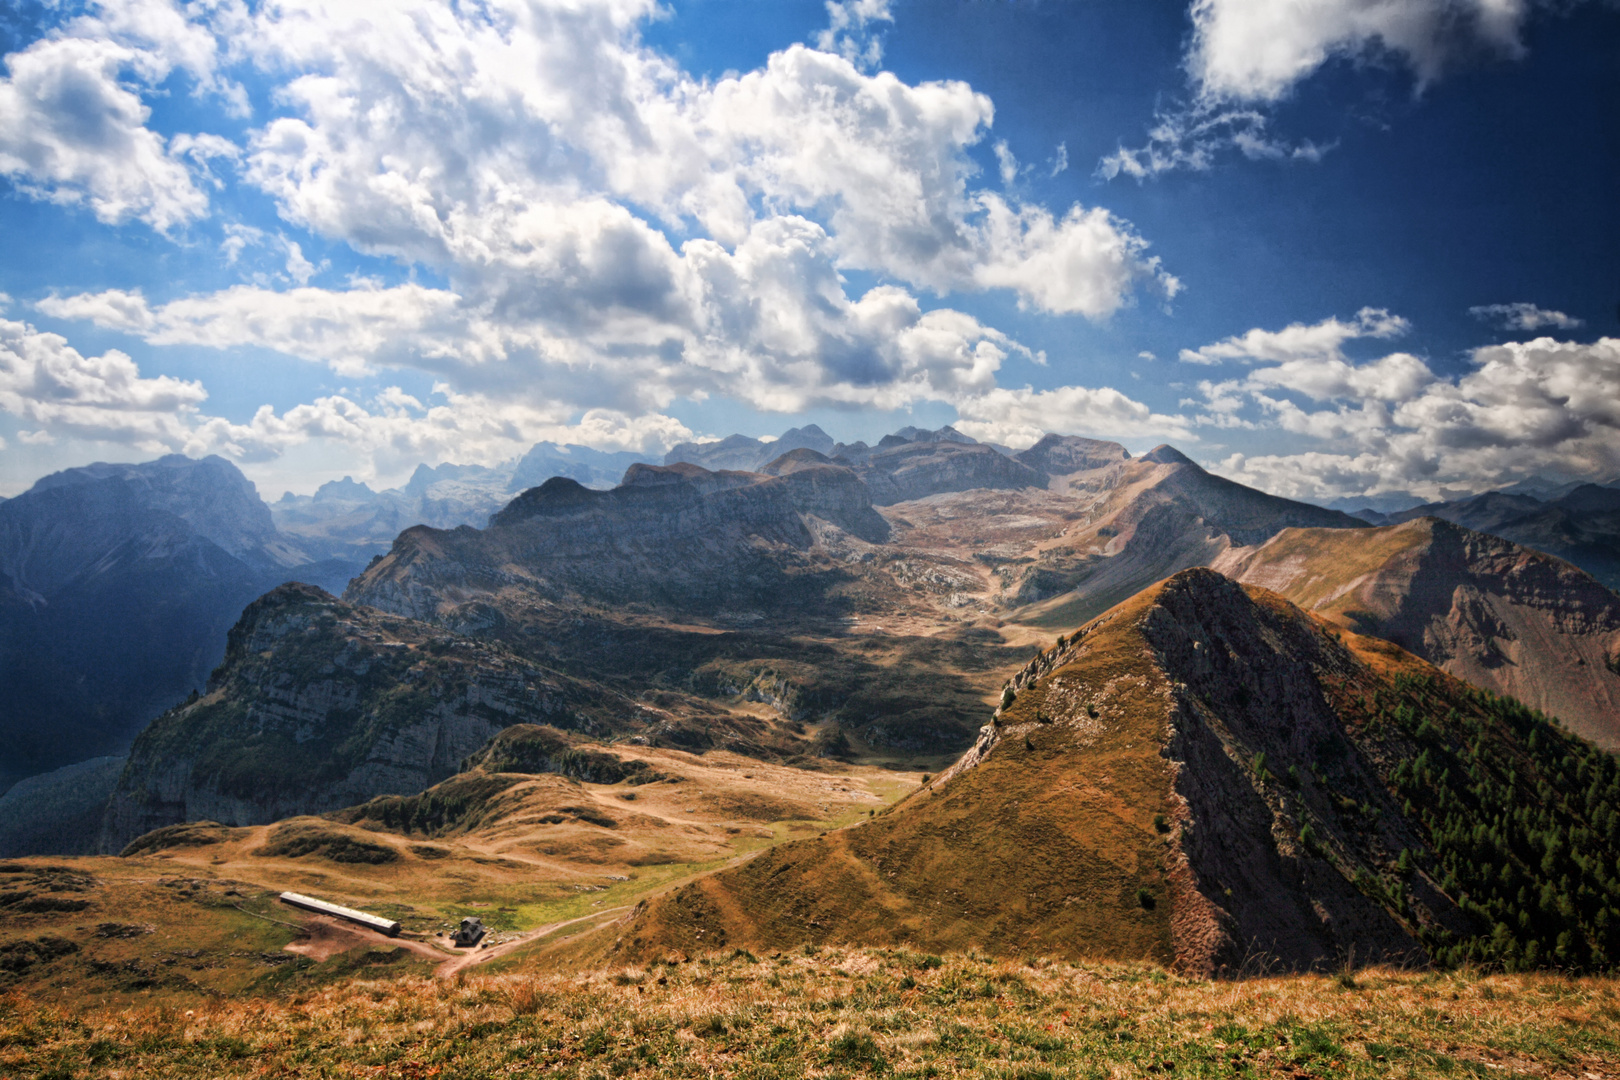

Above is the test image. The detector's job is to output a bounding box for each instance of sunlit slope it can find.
[573,569,1620,976]
[607,578,1184,967]
[1214,517,1620,748]
[2,734,914,1004]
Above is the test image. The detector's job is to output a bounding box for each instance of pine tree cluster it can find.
[1371,675,1620,971]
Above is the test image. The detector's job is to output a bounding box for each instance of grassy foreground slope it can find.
[562,569,1620,976]
[8,949,1620,1079]
[0,740,914,1009]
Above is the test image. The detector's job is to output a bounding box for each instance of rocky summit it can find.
[0,455,364,789]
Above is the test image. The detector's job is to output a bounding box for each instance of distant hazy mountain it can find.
[0,455,364,791]
[507,441,653,491]
[1351,481,1620,589]
[271,445,657,562]
[663,424,837,472]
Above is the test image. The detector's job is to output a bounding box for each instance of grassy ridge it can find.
[7,948,1620,1078]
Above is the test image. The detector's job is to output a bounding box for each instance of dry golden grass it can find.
[0,754,921,1008]
[6,946,1618,1078]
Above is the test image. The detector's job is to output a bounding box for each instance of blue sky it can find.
[0,0,1615,503]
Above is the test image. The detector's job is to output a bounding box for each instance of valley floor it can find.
[7,948,1619,1079]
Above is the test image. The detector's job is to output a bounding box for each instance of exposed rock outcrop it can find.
[1214,517,1620,747]
[98,583,628,852]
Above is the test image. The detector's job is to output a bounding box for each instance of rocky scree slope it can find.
[1214,517,1620,749]
[98,583,648,852]
[589,569,1620,975]
[0,455,362,788]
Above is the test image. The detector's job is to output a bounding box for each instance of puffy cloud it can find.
[972,196,1181,316]
[953,383,1193,449]
[15,0,1182,482]
[0,314,694,476]
[1189,0,1533,103]
[45,217,1036,417]
[1469,302,1584,332]
[43,284,478,379]
[233,5,1171,319]
[0,317,207,450]
[37,289,157,334]
[1179,307,1407,365]
[0,36,209,230]
[1195,328,1620,500]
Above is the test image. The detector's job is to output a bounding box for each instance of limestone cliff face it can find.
[350,458,887,619]
[1214,518,1620,748]
[854,441,1043,505]
[99,583,628,853]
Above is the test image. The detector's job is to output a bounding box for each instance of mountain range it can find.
[271,441,656,563]
[0,455,363,793]
[4,418,1619,977]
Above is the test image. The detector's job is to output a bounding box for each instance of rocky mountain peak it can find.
[1140,444,1197,466]
[1014,433,1131,475]
[16,453,281,563]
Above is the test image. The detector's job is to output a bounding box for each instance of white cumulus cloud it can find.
[1189,0,1534,103]
[1104,0,1555,180]
[15,0,1182,482]
[953,383,1193,449]
[0,317,208,450]
[1179,307,1408,365]
[1194,325,1620,500]
[0,36,210,230]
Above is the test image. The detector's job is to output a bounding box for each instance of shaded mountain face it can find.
[99,582,818,854]
[598,570,1620,975]
[0,456,363,789]
[1213,518,1620,749]
[0,756,125,857]
[1355,485,1620,591]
